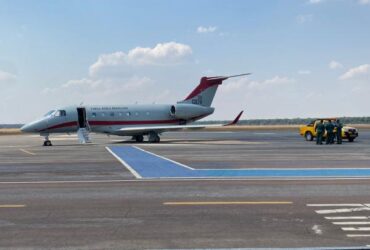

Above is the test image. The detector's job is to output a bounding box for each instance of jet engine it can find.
[170,104,214,120]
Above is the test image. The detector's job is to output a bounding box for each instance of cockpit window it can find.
[44,110,55,117]
[54,110,67,117]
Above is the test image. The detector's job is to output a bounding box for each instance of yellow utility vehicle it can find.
[299,118,358,142]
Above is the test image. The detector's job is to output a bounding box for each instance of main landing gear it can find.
[132,135,144,143]
[42,134,52,146]
[148,131,160,143]
[132,132,160,143]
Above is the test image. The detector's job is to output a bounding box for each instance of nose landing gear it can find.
[42,134,52,146]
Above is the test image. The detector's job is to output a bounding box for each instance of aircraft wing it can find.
[115,111,243,135]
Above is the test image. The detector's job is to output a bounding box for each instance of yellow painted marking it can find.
[163,201,293,206]
[20,149,36,156]
[0,204,26,208]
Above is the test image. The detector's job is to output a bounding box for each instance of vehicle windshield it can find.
[44,110,55,117]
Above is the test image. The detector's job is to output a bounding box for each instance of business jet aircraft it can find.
[21,74,249,146]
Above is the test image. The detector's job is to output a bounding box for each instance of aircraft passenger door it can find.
[77,107,87,128]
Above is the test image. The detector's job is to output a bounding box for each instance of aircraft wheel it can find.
[135,135,144,143]
[43,140,52,146]
[148,132,160,143]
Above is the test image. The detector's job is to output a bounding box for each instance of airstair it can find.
[77,127,91,144]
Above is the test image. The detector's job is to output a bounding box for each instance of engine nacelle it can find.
[170,104,214,120]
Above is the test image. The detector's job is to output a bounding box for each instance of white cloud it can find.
[89,42,192,77]
[298,70,311,75]
[40,42,195,107]
[0,70,17,84]
[329,60,343,70]
[339,64,370,80]
[359,0,370,5]
[297,14,313,23]
[197,26,218,34]
[220,75,295,93]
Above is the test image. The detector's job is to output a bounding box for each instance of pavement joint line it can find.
[0,204,26,208]
[163,201,293,206]
[19,148,36,155]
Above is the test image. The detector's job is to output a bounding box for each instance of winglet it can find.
[225,111,244,126]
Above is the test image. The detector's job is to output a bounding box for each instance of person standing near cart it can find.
[315,120,325,145]
[325,120,335,144]
[336,119,343,144]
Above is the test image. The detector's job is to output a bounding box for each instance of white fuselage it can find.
[21,104,214,136]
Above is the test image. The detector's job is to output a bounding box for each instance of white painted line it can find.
[19,149,36,156]
[347,234,370,237]
[2,177,370,185]
[307,204,364,207]
[315,207,370,214]
[325,216,370,220]
[312,225,323,235]
[342,227,370,231]
[333,222,370,225]
[133,146,195,170]
[105,147,142,179]
[0,179,140,185]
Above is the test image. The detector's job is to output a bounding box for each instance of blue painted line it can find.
[107,146,370,179]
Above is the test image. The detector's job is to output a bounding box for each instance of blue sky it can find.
[0,0,370,123]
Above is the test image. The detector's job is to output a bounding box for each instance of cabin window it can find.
[110,112,114,117]
[54,110,66,117]
[118,112,123,116]
[92,112,97,118]
[135,112,139,116]
[146,111,150,116]
[101,112,106,117]
[126,112,131,116]
[44,110,55,117]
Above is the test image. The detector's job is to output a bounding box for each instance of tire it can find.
[305,132,313,141]
[135,135,144,143]
[43,140,52,146]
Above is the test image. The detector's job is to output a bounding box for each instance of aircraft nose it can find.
[20,124,29,132]
[20,120,46,133]
[20,123,34,132]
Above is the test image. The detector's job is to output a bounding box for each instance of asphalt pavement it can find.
[0,130,370,249]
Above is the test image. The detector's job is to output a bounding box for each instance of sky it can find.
[0,0,370,123]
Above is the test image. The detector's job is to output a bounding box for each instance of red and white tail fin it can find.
[178,73,251,107]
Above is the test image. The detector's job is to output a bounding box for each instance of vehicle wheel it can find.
[305,132,313,141]
[348,138,354,142]
[43,140,52,146]
[135,135,144,143]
